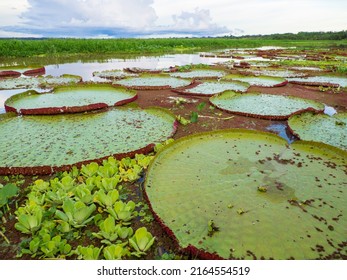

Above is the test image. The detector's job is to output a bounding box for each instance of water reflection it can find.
[266,122,297,143]
[44,54,231,81]
[0,53,232,112]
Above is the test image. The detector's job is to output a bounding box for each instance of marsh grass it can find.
[1,38,347,58]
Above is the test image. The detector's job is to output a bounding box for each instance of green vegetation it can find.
[240,30,347,41]
[1,36,347,58]
[14,155,157,259]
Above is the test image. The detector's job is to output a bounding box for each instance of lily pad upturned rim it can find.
[209,91,325,120]
[172,79,250,97]
[143,129,347,260]
[0,106,178,175]
[113,74,194,90]
[223,74,288,87]
[0,66,45,77]
[4,83,138,115]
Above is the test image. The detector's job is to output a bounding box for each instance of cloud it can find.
[0,0,232,37]
[2,0,345,38]
[1,0,158,37]
[168,8,230,36]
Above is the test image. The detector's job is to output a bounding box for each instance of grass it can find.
[1,38,347,58]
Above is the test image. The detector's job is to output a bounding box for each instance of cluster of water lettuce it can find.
[14,154,157,260]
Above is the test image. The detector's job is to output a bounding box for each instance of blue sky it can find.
[0,0,346,38]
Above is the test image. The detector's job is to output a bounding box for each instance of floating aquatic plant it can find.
[170,69,227,79]
[92,70,138,80]
[287,75,347,88]
[5,84,137,114]
[145,129,347,259]
[173,80,249,96]
[209,91,324,119]
[288,112,347,150]
[0,107,177,175]
[0,74,82,90]
[223,74,288,87]
[114,74,191,90]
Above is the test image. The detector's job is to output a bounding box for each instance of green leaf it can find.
[103,244,129,260]
[93,189,119,209]
[129,227,155,254]
[0,183,19,207]
[145,129,347,259]
[0,107,176,175]
[81,162,99,177]
[75,245,102,260]
[190,112,198,123]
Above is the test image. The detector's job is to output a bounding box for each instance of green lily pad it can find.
[4,84,137,114]
[173,80,249,96]
[209,91,325,119]
[0,107,176,175]
[170,69,227,79]
[288,112,347,150]
[223,74,288,87]
[241,68,306,78]
[114,74,192,89]
[145,129,347,259]
[0,74,82,90]
[92,70,138,80]
[287,75,347,87]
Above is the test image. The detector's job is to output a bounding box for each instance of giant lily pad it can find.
[92,69,138,80]
[223,74,288,87]
[114,74,192,90]
[170,69,227,79]
[288,112,347,150]
[209,91,325,120]
[0,74,82,90]
[173,80,249,96]
[0,107,177,175]
[4,84,137,114]
[241,68,306,78]
[145,129,347,260]
[287,75,347,87]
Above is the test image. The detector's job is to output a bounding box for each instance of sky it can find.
[0,0,346,38]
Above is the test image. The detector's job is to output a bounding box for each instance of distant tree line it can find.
[228,30,347,40]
